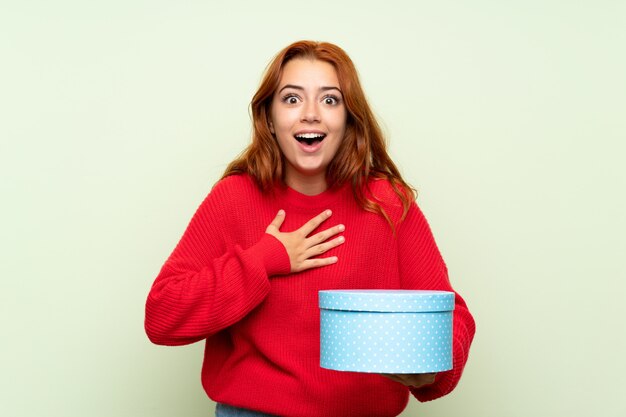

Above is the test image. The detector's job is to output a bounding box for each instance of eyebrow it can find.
[278,84,343,94]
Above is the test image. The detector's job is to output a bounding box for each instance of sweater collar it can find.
[277,181,351,209]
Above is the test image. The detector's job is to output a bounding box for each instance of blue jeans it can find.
[215,403,279,417]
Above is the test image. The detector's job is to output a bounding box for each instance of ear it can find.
[268,121,275,134]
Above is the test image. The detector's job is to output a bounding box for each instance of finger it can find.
[422,373,437,384]
[310,223,345,245]
[381,373,435,387]
[265,209,286,233]
[295,256,338,272]
[298,209,332,237]
[305,235,345,258]
[395,375,412,385]
[404,373,436,388]
[380,374,406,384]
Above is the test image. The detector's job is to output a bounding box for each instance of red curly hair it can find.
[222,40,415,228]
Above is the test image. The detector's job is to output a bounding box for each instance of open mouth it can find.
[294,133,326,146]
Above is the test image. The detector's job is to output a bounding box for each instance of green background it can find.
[2,1,625,416]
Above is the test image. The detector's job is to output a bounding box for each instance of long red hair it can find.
[222,40,415,227]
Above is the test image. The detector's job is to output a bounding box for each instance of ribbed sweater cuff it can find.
[245,233,291,277]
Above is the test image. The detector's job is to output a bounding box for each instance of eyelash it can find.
[280,93,342,105]
[323,95,341,105]
[282,94,301,104]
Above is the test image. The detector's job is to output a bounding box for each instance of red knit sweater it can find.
[145,174,475,417]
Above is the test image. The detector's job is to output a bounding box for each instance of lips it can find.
[294,132,327,146]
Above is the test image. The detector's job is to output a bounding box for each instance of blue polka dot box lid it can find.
[318,290,455,313]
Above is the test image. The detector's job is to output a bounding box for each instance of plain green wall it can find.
[2,1,625,416]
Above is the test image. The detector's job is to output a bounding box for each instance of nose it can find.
[301,101,321,123]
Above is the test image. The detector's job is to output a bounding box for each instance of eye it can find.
[323,95,341,105]
[282,94,301,105]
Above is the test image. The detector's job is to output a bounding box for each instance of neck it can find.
[285,171,328,196]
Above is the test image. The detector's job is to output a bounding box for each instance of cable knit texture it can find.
[145,174,475,417]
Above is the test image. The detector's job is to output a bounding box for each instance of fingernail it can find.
[326,210,332,216]
[338,236,345,243]
[278,209,285,215]
[339,224,345,231]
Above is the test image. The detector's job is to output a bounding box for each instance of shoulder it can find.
[200,174,262,213]
[367,178,404,203]
[211,173,258,197]
[366,177,415,224]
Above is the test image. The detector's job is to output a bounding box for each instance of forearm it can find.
[145,234,289,345]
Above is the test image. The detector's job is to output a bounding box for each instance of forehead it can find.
[278,58,340,87]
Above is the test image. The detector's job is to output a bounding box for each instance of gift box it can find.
[319,290,454,373]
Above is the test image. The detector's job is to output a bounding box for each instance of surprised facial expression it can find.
[270,58,347,191]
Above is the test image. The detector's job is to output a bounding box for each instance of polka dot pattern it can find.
[319,290,454,373]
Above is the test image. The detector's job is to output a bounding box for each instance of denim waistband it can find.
[215,403,279,417]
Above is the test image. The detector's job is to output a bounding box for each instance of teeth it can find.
[295,133,325,139]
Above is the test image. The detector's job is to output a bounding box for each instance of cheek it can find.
[274,133,291,151]
[329,110,347,134]
[272,111,299,133]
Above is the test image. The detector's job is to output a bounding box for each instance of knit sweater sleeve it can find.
[144,177,291,346]
[397,202,476,402]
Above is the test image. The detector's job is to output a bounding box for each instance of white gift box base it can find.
[319,290,454,374]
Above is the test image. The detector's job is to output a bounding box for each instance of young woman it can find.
[145,40,475,417]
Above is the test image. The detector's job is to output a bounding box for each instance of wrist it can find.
[245,233,291,276]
